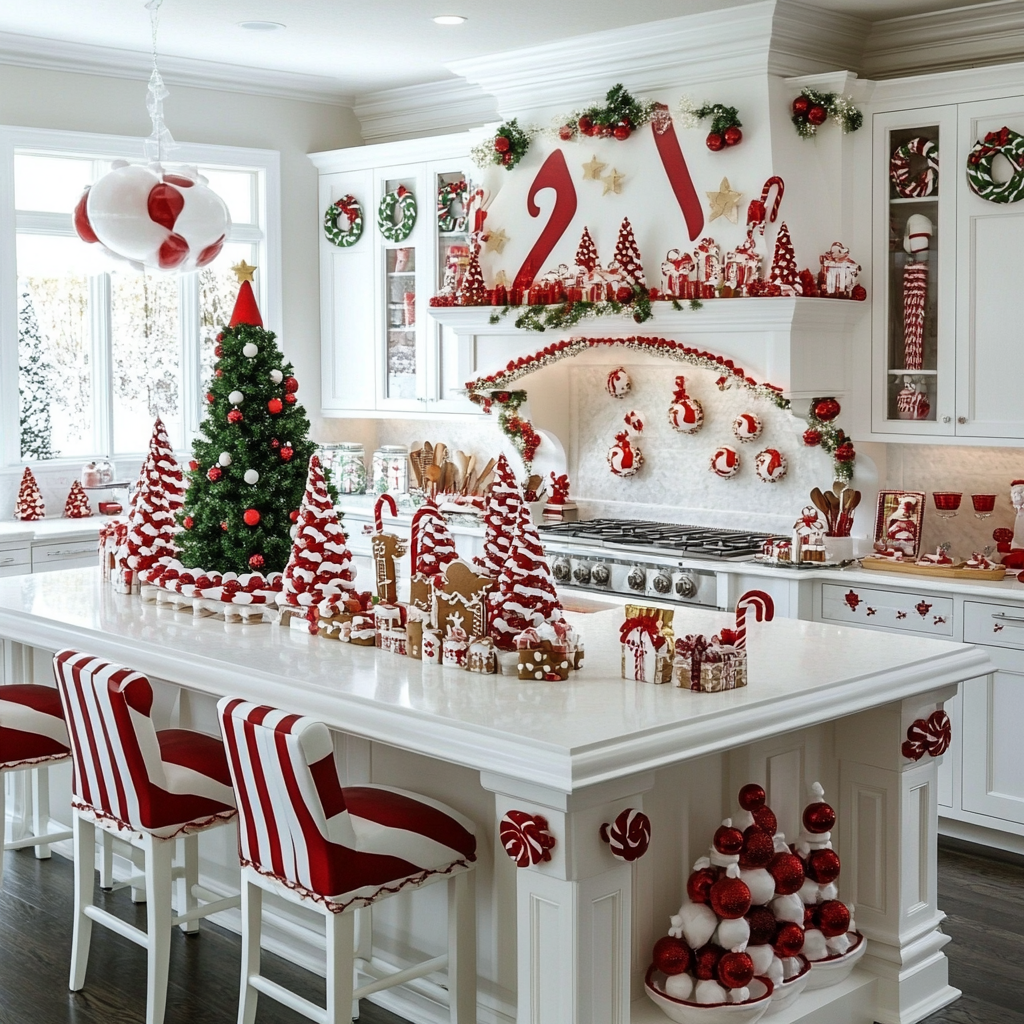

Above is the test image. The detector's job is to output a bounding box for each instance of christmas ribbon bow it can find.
[620,616,667,648]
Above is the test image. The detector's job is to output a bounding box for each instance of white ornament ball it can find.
[782,956,804,980]
[747,944,774,975]
[608,437,643,478]
[244,469,260,485]
[755,448,788,484]
[728,987,750,1005]
[606,367,631,399]
[740,868,776,906]
[669,396,704,433]
[694,979,728,1005]
[714,916,750,952]
[664,973,694,1001]
[732,412,763,442]
[228,390,244,405]
[218,452,232,467]
[826,931,853,957]
[676,900,718,950]
[270,369,284,384]
[709,445,741,478]
[242,342,259,358]
[799,878,821,904]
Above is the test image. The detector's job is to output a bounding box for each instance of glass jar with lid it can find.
[331,443,367,495]
[372,444,409,494]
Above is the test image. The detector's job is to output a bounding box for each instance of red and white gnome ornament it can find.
[710,445,741,479]
[14,467,44,521]
[668,376,704,434]
[732,413,763,443]
[63,479,93,518]
[608,411,644,478]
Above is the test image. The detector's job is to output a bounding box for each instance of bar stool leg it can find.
[0,772,6,891]
[179,834,200,934]
[99,831,114,890]
[69,814,96,992]
[352,906,372,1019]
[143,834,173,1024]
[131,844,148,904]
[32,766,51,860]
[447,871,476,1024]
[325,909,355,1024]
[238,877,262,1024]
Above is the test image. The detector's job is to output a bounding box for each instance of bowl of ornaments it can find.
[645,961,773,1024]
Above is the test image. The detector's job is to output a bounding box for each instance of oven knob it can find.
[552,557,571,583]
[627,566,647,592]
[572,562,592,585]
[652,570,673,595]
[675,573,697,599]
[591,563,611,586]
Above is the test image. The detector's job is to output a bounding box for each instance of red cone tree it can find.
[414,502,459,576]
[575,226,600,273]
[457,243,489,306]
[63,480,92,519]
[769,222,799,294]
[613,217,646,288]
[475,454,522,578]
[148,417,184,513]
[14,467,44,521]
[124,454,176,572]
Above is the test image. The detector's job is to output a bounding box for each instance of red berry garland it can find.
[791,89,863,139]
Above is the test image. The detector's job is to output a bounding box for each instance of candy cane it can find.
[374,493,398,533]
[409,504,444,574]
[747,176,785,234]
[902,262,927,370]
[734,590,775,650]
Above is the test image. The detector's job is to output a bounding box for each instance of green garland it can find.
[803,404,856,482]
[470,390,541,471]
[792,89,863,139]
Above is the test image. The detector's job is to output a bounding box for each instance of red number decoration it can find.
[650,104,705,242]
[500,810,557,867]
[513,149,578,291]
[901,710,952,761]
[599,808,652,862]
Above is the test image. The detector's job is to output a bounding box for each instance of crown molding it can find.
[0,30,354,106]
[353,78,500,144]
[862,0,1024,79]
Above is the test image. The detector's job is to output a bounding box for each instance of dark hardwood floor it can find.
[0,838,1021,1023]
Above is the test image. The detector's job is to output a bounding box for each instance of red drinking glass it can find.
[932,492,962,518]
[971,493,996,519]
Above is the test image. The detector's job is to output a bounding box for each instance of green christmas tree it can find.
[176,264,319,576]
[18,288,58,460]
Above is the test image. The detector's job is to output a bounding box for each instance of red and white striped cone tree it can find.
[14,467,44,521]
[612,217,646,289]
[124,454,177,572]
[413,502,459,577]
[148,417,185,513]
[476,454,522,578]
[63,480,92,519]
[575,226,600,274]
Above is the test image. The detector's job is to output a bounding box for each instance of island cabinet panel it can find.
[820,583,954,636]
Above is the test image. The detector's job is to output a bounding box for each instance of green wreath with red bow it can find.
[377,186,417,242]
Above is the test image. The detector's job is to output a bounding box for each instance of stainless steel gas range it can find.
[537,519,784,609]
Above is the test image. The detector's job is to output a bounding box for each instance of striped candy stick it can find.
[734,590,775,650]
[408,504,444,575]
[374,492,398,533]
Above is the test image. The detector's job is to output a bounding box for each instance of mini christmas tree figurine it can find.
[612,217,646,288]
[476,454,522,578]
[148,417,184,512]
[63,480,92,519]
[575,226,600,273]
[14,467,44,521]
[456,243,489,306]
[123,453,176,573]
[414,503,459,576]
[768,222,800,295]
[176,264,319,575]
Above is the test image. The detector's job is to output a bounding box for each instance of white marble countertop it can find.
[0,568,991,791]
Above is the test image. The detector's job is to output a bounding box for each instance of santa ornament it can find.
[732,413,763,443]
[606,367,631,399]
[608,412,644,478]
[668,376,704,434]
[710,445,740,479]
[755,448,787,484]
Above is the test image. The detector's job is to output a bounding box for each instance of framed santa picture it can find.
[873,490,926,561]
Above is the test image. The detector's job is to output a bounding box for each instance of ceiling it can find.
[0,0,1008,96]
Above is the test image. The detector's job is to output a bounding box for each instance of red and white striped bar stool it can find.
[0,682,73,888]
[218,697,478,1024]
[53,650,240,1024]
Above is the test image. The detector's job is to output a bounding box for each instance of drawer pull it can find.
[0,557,15,566]
[45,548,93,559]
[991,613,1024,626]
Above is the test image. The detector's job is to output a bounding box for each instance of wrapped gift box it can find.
[674,631,747,692]
[620,606,675,683]
[467,637,497,674]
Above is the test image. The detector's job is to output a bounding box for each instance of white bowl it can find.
[645,967,774,1024]
[764,955,810,1015]
[805,932,867,991]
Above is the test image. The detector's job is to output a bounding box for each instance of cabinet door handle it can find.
[991,613,1024,625]
[957,416,967,424]
[0,557,15,566]
[45,548,93,559]
[942,416,951,424]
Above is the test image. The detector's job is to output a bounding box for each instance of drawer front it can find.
[964,600,1024,650]
[31,542,98,572]
[0,547,31,575]
[821,583,954,636]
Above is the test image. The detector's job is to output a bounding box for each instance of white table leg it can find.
[835,683,961,1024]
[481,771,654,1024]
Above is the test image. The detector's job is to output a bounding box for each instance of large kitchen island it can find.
[0,568,992,1024]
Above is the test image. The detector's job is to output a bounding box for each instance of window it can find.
[0,127,280,466]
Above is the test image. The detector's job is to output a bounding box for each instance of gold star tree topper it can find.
[706,179,742,223]
[231,260,257,283]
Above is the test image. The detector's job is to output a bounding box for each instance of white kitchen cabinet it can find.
[30,539,98,573]
[311,135,487,419]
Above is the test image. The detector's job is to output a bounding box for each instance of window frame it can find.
[0,124,282,467]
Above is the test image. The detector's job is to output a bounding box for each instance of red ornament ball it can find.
[188,460,198,472]
[806,848,841,884]
[769,852,806,895]
[207,466,222,482]
[694,944,725,981]
[745,906,776,946]
[686,867,718,905]
[215,369,223,378]
[183,516,193,530]
[280,446,294,462]
[812,397,841,422]
[815,900,851,938]
[248,553,265,569]
[220,521,228,532]
[803,428,822,447]
[740,827,776,869]
[773,921,805,958]
[652,936,692,976]
[835,442,856,463]
[558,125,574,141]
[284,376,299,393]
[717,951,755,990]
[493,135,510,153]
[613,124,631,141]
[738,784,765,812]
[753,806,778,836]
[270,438,281,449]
[577,115,593,134]
[792,95,810,116]
[706,132,724,152]
[243,509,261,527]
[803,801,836,834]
[289,509,300,523]
[804,905,816,929]
[710,875,752,919]
[284,393,296,405]
[227,409,243,424]
[214,344,223,357]
[852,284,867,301]
[714,824,744,856]
[206,392,215,404]
[267,398,283,414]
[808,105,828,126]
[216,332,224,341]
[724,126,743,147]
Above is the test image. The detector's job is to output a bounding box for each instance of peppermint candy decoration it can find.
[668,376,704,434]
[608,431,643,477]
[600,808,652,862]
[966,126,1024,204]
[378,185,417,242]
[324,194,364,247]
[754,448,787,483]
[732,412,762,443]
[500,810,556,867]
[710,445,740,478]
[889,137,939,198]
[902,710,951,761]
[606,367,631,399]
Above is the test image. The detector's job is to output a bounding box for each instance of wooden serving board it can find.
[860,557,1007,581]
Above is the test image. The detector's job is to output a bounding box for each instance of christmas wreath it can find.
[791,90,862,139]
[679,98,743,150]
[437,180,470,232]
[323,195,363,248]
[377,186,417,242]
[890,137,939,198]
[966,126,1024,203]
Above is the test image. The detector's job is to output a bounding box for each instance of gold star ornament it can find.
[582,155,607,181]
[484,228,509,254]
[706,178,742,223]
[231,260,257,283]
[601,168,625,195]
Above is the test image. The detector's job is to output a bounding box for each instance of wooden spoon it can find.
[810,487,829,517]
[424,464,441,497]
[473,458,497,495]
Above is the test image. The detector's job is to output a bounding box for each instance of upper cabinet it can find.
[871,93,1024,442]
[311,135,486,418]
